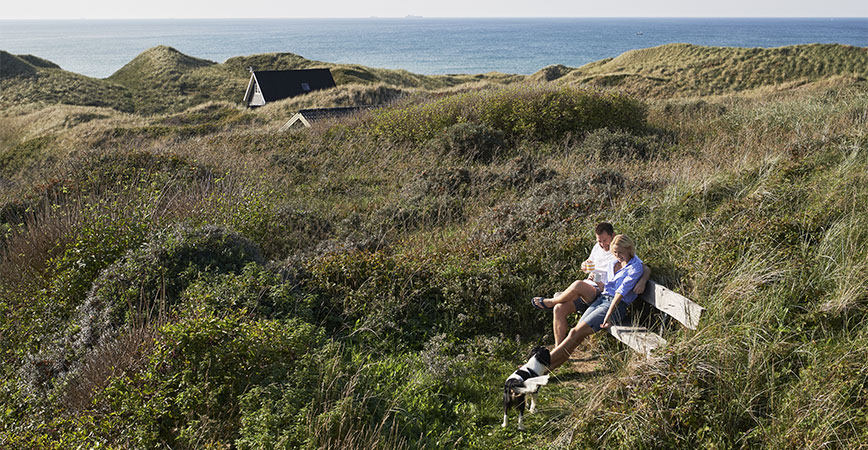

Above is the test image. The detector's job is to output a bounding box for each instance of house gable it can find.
[244,69,336,107]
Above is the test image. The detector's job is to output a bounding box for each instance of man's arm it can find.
[632,263,651,294]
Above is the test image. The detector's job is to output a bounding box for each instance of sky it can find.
[2,0,867,19]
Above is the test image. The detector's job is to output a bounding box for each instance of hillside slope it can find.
[1,51,134,112]
[3,43,866,115]
[534,43,868,96]
[1,44,867,448]
[2,46,523,115]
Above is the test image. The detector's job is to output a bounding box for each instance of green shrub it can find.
[473,170,626,246]
[99,313,325,449]
[72,224,263,356]
[305,249,440,345]
[369,86,647,145]
[46,216,149,322]
[181,262,311,321]
[579,127,661,160]
[235,341,509,450]
[476,87,646,142]
[427,122,506,162]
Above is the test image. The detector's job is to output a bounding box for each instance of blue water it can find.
[1,18,865,78]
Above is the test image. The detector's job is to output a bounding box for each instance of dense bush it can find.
[427,122,506,162]
[43,215,149,337]
[473,169,626,246]
[71,224,263,357]
[304,249,440,345]
[579,127,662,160]
[180,262,311,321]
[98,313,325,448]
[369,85,647,145]
[403,167,474,201]
[481,155,557,191]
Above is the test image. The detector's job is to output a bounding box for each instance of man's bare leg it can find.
[552,301,577,346]
[542,280,598,308]
[546,280,598,345]
[549,322,596,370]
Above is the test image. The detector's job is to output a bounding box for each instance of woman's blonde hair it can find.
[611,234,635,260]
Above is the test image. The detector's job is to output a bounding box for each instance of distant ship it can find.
[636,31,644,35]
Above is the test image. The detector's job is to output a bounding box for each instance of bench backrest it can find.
[640,280,704,330]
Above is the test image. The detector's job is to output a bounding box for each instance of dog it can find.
[502,346,551,431]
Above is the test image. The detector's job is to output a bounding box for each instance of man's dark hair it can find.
[595,222,614,236]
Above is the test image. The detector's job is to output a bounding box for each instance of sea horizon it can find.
[1,17,865,78]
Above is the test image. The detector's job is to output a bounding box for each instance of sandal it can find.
[531,297,553,310]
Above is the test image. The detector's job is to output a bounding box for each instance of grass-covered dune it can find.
[2,46,522,115]
[538,43,868,97]
[1,43,867,449]
[0,51,135,112]
[3,43,866,115]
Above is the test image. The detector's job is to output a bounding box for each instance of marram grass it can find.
[1,45,867,449]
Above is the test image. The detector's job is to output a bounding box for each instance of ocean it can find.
[1,18,865,79]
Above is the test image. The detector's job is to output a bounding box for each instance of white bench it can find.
[608,280,704,357]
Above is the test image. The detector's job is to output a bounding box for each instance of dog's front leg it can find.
[502,391,509,428]
[517,399,525,431]
[528,393,537,413]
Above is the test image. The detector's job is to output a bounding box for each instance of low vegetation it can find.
[1,43,867,449]
[536,43,868,97]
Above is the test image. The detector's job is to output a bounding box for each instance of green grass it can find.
[2,43,865,116]
[540,43,868,97]
[1,46,523,115]
[1,45,867,449]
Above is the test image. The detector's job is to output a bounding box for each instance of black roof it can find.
[253,69,336,102]
[298,106,365,120]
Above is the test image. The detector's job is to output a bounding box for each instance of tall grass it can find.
[555,43,868,98]
[1,60,867,448]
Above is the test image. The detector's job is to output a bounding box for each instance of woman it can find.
[544,234,646,371]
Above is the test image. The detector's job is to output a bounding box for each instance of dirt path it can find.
[548,350,603,390]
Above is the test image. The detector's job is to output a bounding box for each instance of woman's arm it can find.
[600,293,624,329]
[633,263,652,294]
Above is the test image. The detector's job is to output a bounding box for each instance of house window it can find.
[301,83,311,92]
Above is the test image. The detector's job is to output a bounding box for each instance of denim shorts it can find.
[571,280,602,314]
[572,296,589,314]
[578,294,628,332]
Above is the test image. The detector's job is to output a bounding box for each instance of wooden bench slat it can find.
[608,326,667,357]
[641,280,704,330]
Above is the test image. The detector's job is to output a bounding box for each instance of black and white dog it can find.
[503,346,551,431]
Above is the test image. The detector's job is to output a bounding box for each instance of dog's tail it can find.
[515,375,549,394]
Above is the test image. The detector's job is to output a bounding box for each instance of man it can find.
[531,223,650,346]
